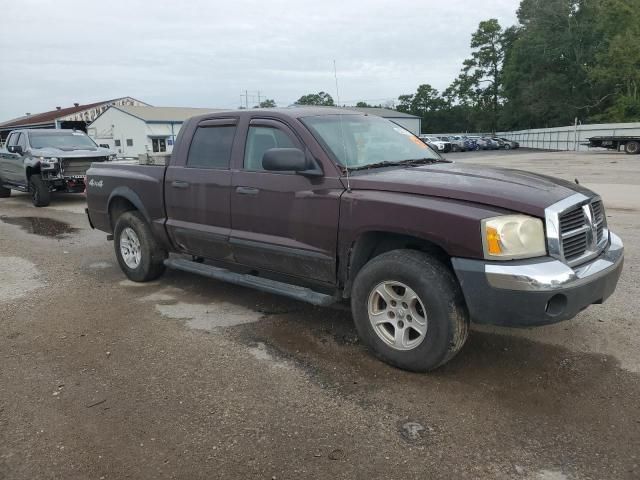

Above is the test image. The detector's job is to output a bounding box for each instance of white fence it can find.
[497,122,640,152]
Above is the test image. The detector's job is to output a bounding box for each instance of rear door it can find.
[230,118,342,284]
[164,118,238,260]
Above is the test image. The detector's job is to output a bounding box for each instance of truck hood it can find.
[31,147,114,158]
[348,162,595,217]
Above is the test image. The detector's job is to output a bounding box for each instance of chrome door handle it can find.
[235,186,259,196]
[171,180,190,189]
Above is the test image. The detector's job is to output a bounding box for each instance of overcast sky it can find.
[0,0,519,120]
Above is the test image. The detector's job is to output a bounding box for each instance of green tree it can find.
[588,0,640,121]
[501,0,601,128]
[295,92,335,106]
[256,99,276,108]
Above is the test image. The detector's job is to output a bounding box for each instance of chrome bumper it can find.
[451,232,624,327]
[485,232,624,291]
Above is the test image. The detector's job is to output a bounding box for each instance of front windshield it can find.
[301,115,440,168]
[30,131,97,150]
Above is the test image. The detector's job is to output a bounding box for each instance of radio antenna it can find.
[334,59,351,191]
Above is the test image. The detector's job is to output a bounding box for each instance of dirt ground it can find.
[1,149,638,480]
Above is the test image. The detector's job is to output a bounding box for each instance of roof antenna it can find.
[334,59,351,192]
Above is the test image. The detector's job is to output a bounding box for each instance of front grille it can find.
[559,207,585,234]
[61,157,106,177]
[555,197,608,265]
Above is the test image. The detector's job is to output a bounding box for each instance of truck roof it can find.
[187,106,366,123]
[9,128,85,135]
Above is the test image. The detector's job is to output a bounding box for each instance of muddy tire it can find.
[114,211,166,282]
[29,174,50,207]
[0,185,10,198]
[351,250,469,372]
[624,141,640,155]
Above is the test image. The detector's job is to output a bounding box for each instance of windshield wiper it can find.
[347,157,449,171]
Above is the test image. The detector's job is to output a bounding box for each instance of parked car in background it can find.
[460,136,479,151]
[497,138,520,149]
[468,136,499,150]
[482,137,500,150]
[419,135,451,153]
[0,129,116,206]
[448,135,471,152]
[492,138,506,149]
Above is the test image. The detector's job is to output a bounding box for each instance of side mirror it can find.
[8,145,23,155]
[262,148,307,172]
[261,147,323,178]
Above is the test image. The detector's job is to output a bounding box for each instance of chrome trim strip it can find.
[485,232,623,291]
[545,193,589,259]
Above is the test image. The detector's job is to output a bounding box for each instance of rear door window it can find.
[187,126,236,169]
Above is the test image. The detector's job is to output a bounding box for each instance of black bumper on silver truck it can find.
[452,233,624,327]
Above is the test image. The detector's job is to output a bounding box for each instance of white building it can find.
[0,97,149,145]
[87,106,221,157]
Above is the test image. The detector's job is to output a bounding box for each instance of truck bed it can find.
[85,162,168,242]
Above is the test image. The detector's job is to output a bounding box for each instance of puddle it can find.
[0,216,78,238]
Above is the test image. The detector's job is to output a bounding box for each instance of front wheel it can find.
[625,141,640,155]
[114,211,167,282]
[29,174,50,207]
[504,144,511,150]
[351,250,469,372]
[0,185,10,198]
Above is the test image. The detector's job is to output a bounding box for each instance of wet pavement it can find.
[0,150,639,479]
[0,215,78,238]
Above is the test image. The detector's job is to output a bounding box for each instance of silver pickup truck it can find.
[0,128,115,206]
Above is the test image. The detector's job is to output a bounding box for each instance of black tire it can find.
[29,174,50,207]
[625,141,640,155]
[114,211,167,282]
[351,250,469,372]
[504,144,511,150]
[0,185,10,198]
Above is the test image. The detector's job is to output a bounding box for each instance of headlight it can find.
[482,215,546,260]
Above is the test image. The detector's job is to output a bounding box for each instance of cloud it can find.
[0,0,519,119]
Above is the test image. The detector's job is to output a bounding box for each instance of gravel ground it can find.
[1,149,639,480]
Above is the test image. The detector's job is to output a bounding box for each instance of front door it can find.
[2,133,27,185]
[230,119,342,285]
[164,119,238,261]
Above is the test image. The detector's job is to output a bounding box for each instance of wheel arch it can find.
[107,187,152,230]
[342,230,452,298]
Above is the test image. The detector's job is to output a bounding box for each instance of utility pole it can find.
[245,90,249,109]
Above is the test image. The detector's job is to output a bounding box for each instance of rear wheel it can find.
[0,185,10,198]
[351,250,469,372]
[114,211,167,282]
[29,174,50,207]
[625,141,640,155]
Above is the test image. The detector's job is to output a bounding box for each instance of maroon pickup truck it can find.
[85,108,624,371]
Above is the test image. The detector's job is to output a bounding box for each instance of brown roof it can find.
[0,99,121,128]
